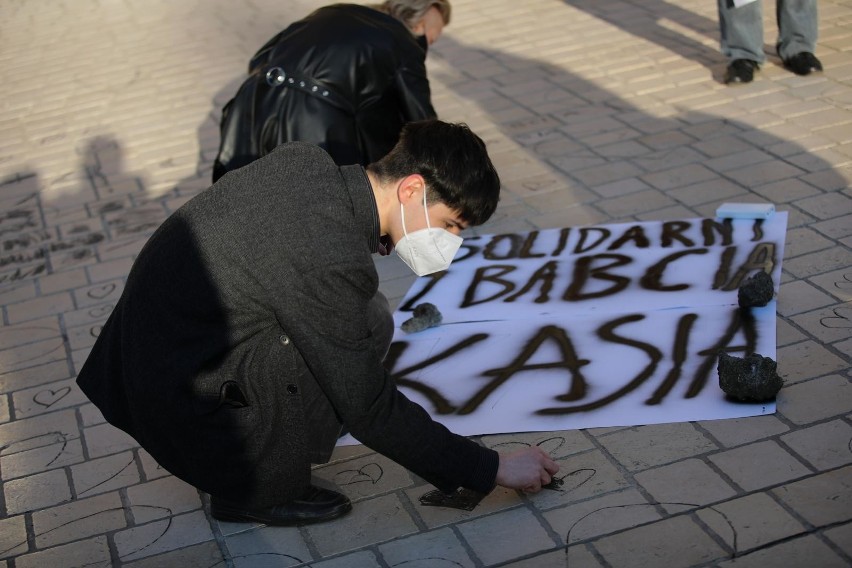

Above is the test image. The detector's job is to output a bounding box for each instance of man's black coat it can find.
[77,143,498,505]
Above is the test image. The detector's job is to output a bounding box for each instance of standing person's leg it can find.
[718,0,764,83]
[776,0,822,74]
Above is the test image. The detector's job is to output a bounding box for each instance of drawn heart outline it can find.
[820,306,852,329]
[34,386,72,408]
[334,462,384,486]
[87,282,116,300]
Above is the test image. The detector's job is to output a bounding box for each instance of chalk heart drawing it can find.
[87,282,116,300]
[334,463,384,486]
[558,468,596,492]
[34,386,72,408]
[821,306,852,328]
[88,304,113,318]
[536,436,567,458]
[834,273,852,291]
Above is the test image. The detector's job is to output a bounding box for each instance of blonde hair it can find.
[371,0,451,29]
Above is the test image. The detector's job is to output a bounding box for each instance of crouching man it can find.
[76,120,559,525]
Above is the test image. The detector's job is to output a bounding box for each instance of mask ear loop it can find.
[422,187,433,230]
[400,202,409,237]
[422,187,453,263]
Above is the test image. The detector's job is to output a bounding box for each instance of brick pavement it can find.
[1,0,850,566]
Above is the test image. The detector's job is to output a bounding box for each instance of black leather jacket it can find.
[213,3,437,181]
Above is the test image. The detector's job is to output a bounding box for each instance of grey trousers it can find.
[301,290,395,464]
[718,0,818,63]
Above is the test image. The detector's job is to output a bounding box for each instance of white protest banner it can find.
[343,213,787,443]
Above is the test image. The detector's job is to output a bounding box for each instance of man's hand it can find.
[495,446,560,493]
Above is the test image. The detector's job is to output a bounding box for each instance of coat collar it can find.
[340,164,380,255]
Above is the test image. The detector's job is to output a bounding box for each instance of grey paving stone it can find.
[772,466,852,528]
[834,338,852,360]
[635,458,737,511]
[594,422,718,472]
[4,468,71,515]
[0,282,37,306]
[126,475,203,523]
[795,192,852,220]
[697,415,789,447]
[752,178,823,203]
[122,541,226,568]
[79,402,107,427]
[777,280,837,317]
[0,332,67,375]
[669,178,744,207]
[591,514,728,567]
[708,440,812,492]
[823,522,852,559]
[782,245,852,279]
[590,177,651,199]
[784,227,838,260]
[312,451,415,503]
[505,548,600,568]
[790,303,852,345]
[5,292,75,325]
[0,514,28,559]
[776,342,849,385]
[31,492,125,549]
[808,267,852,302]
[114,510,215,563]
[596,188,676,218]
[305,493,418,557]
[457,506,558,566]
[813,214,852,241]
[0,360,72,392]
[224,525,312,567]
[781,419,852,470]
[309,550,381,568]
[543,488,659,546]
[12,536,111,568]
[81,421,139,459]
[778,374,851,424]
[696,493,806,555]
[71,451,140,498]
[715,534,848,568]
[137,449,172,482]
[379,527,475,568]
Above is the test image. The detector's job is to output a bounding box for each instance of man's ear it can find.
[396,174,426,205]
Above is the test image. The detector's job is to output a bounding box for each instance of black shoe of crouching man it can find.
[210,485,352,525]
[724,59,758,84]
[783,52,823,76]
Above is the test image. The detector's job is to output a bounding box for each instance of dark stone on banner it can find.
[401,302,443,333]
[738,271,774,308]
[717,352,783,402]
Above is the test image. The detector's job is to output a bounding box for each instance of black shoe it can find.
[783,52,823,76]
[724,59,758,84]
[210,485,352,526]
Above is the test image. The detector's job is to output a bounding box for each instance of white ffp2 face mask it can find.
[394,190,463,276]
